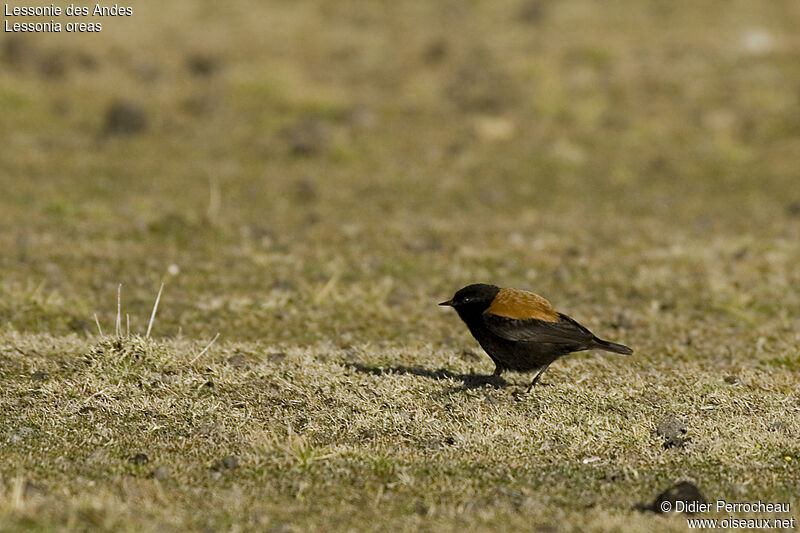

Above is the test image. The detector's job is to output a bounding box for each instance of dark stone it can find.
[24,481,47,497]
[423,39,448,64]
[187,54,220,77]
[211,455,239,471]
[131,453,149,465]
[414,500,429,515]
[518,0,547,23]
[104,100,147,136]
[38,52,67,78]
[3,36,36,68]
[67,317,93,333]
[647,481,706,514]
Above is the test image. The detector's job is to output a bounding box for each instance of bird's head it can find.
[439,283,500,314]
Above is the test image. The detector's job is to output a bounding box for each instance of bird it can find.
[440,283,632,390]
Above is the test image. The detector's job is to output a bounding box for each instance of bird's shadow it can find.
[346,362,509,389]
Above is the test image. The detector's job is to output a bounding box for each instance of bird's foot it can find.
[525,363,552,392]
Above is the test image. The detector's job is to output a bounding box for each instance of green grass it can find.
[1,0,800,531]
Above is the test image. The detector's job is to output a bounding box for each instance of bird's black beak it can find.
[439,300,452,306]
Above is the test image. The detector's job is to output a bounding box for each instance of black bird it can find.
[440,283,632,390]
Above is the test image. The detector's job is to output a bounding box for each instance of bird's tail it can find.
[591,338,633,355]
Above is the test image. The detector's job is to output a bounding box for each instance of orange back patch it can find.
[486,288,559,322]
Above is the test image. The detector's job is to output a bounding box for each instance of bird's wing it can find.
[486,288,560,322]
[482,311,596,345]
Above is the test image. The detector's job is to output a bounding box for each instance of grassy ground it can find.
[1,0,799,531]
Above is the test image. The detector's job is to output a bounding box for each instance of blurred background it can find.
[2,0,799,350]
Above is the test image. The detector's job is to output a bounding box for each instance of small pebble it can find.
[227,353,251,369]
[656,417,688,449]
[150,465,170,480]
[768,421,789,432]
[131,453,149,465]
[211,455,239,471]
[283,117,330,156]
[268,352,287,363]
[104,100,147,136]
[186,53,220,77]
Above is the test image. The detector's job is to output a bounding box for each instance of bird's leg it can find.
[493,365,503,377]
[526,363,551,392]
